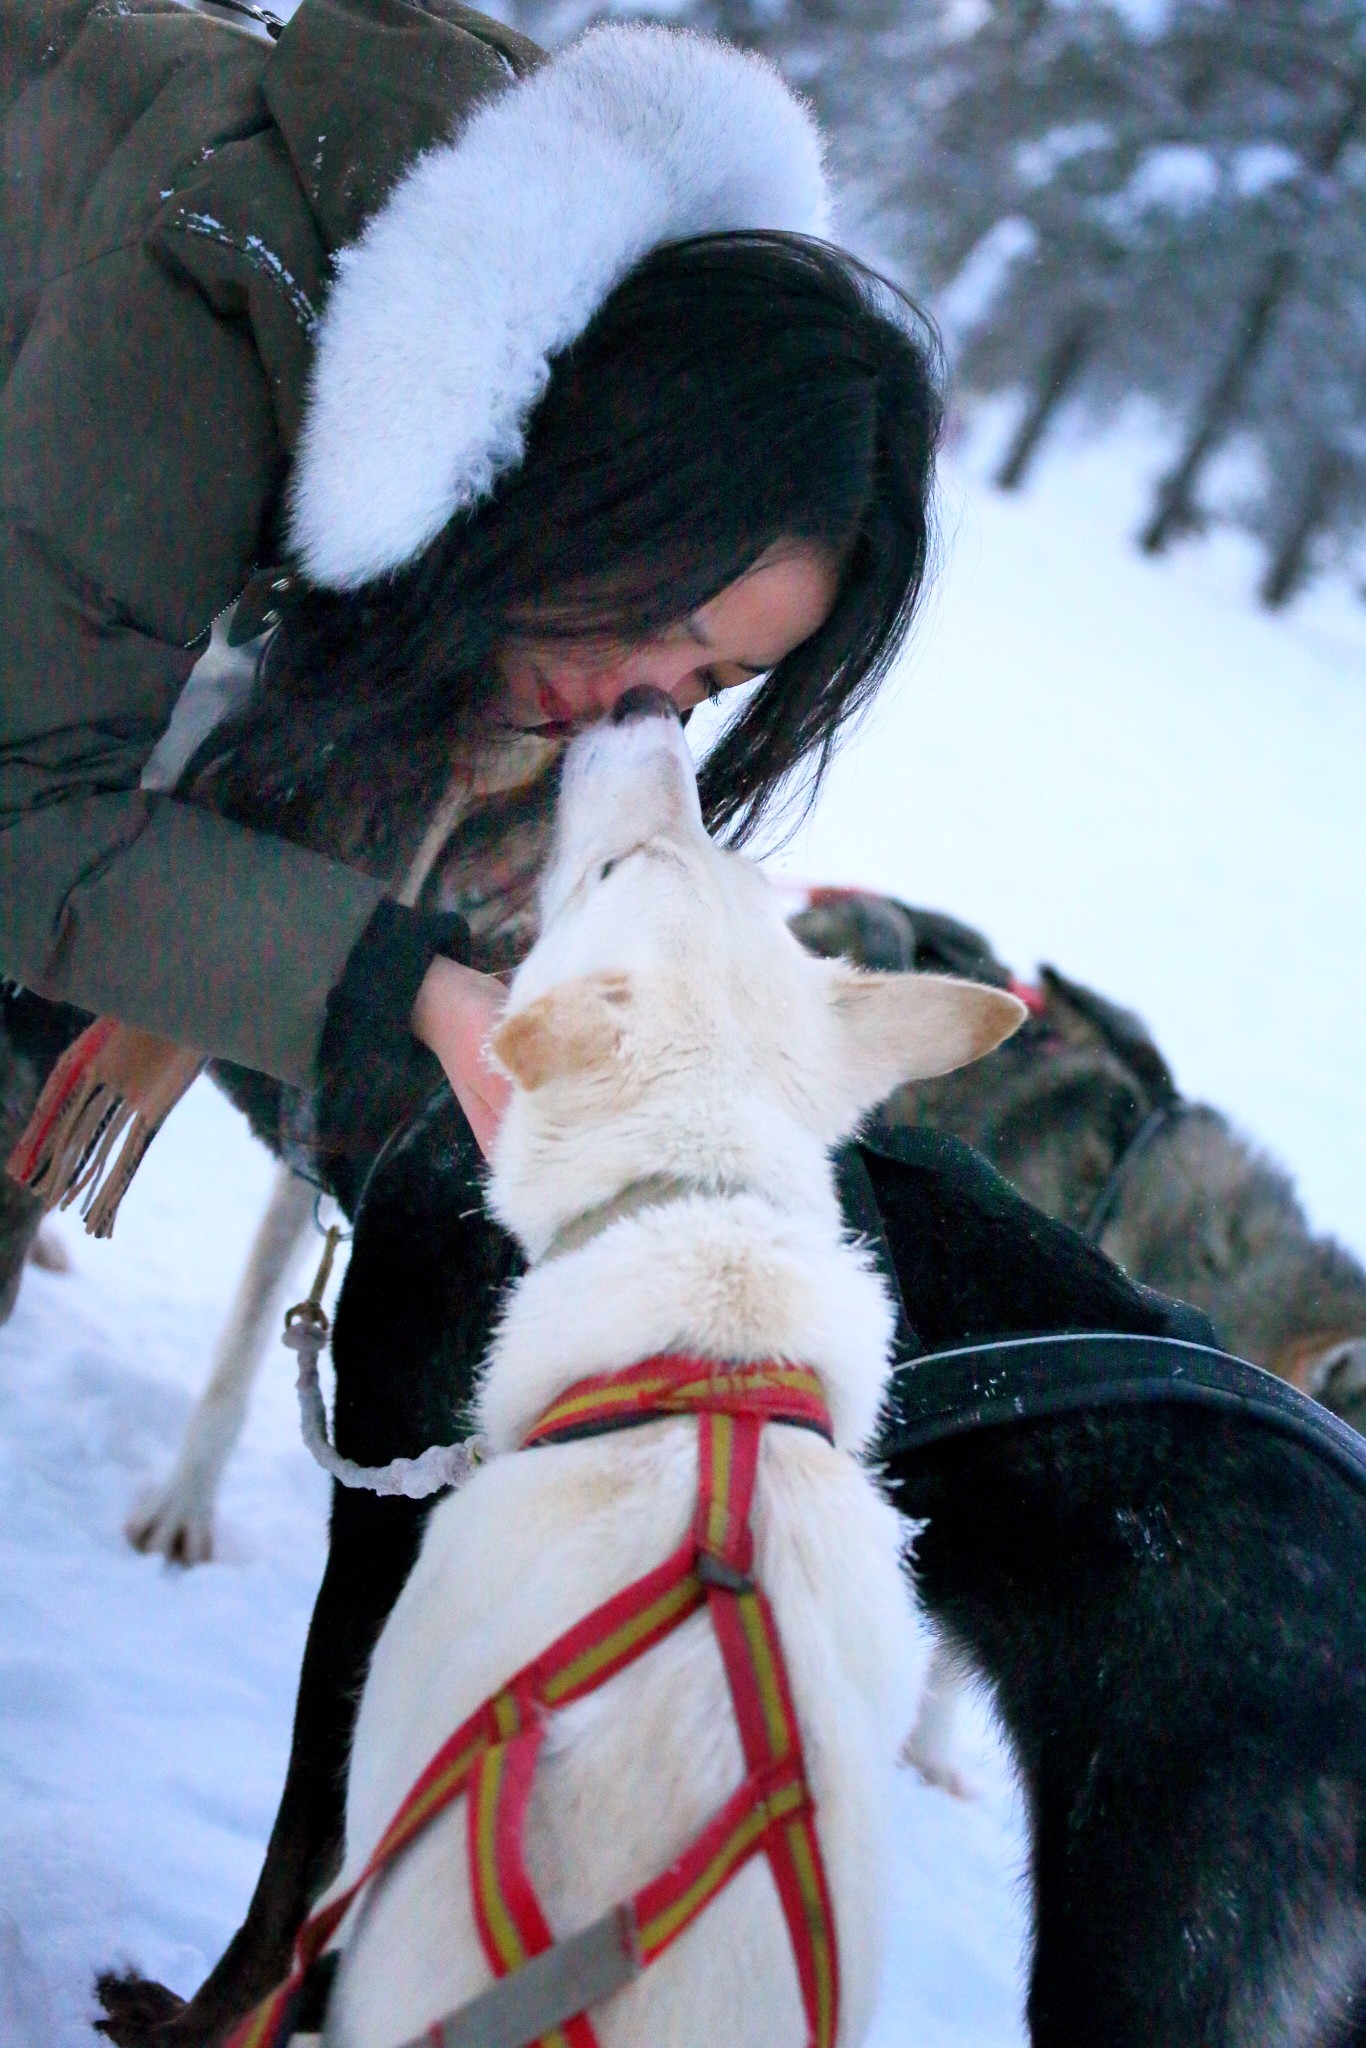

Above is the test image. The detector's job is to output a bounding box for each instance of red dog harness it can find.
[230,1354,841,2048]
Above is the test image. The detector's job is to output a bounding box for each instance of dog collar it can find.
[537,1173,750,1265]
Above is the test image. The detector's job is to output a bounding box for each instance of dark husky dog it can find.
[91,753,1366,2047]
[0,987,85,1318]
[794,889,1366,1431]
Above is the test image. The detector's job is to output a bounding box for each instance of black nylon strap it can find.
[882,1333,1366,1497]
[1082,1104,1183,1242]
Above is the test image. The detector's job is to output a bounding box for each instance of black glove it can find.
[313,900,473,1217]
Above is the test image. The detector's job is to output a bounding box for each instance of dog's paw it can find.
[27,1226,71,1273]
[94,1969,184,2043]
[125,1490,215,1567]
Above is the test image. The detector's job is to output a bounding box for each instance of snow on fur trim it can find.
[289,25,830,589]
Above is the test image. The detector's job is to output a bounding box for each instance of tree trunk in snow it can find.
[1139,75,1365,558]
[1260,447,1340,609]
[1138,253,1293,554]
[995,317,1092,490]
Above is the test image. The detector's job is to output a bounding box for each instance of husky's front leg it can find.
[127,1165,313,1564]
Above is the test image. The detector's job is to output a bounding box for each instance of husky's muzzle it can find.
[609,684,683,725]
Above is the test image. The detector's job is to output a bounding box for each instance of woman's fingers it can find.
[411,955,511,1158]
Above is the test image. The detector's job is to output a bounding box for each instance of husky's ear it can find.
[490,972,633,1091]
[829,969,1025,1111]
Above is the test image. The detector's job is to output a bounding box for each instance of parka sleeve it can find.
[0,4,394,1087]
[0,517,390,1087]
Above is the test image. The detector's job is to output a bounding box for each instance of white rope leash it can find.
[283,1225,485,1499]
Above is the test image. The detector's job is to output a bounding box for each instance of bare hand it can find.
[410,955,511,1158]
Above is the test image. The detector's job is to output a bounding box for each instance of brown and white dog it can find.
[313,691,1020,2046]
[790,890,1366,1420]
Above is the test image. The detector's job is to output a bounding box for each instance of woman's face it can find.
[497,541,839,734]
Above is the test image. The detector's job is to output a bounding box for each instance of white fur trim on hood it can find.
[289,24,830,590]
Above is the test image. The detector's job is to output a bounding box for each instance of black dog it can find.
[863,1128,1366,2048]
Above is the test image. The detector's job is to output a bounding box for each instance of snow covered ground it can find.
[3,425,1362,2045]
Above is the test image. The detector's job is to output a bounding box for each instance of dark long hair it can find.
[203,232,943,866]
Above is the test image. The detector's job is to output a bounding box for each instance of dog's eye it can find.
[598,858,618,883]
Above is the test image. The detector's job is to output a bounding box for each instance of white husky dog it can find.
[320,692,1022,2048]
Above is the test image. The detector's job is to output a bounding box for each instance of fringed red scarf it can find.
[6,1021,204,1238]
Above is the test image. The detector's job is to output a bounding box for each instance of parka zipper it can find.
[172,0,284,41]
[182,565,295,654]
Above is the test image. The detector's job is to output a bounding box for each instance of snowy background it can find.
[3,419,1364,2045]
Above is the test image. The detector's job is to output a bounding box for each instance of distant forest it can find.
[506,0,1366,609]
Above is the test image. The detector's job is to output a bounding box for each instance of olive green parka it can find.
[0,0,542,1085]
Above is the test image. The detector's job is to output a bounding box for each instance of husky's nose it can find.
[610,685,681,725]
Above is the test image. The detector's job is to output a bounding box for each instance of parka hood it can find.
[288,23,831,590]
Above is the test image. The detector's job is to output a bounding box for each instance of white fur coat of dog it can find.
[323,703,1022,2048]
